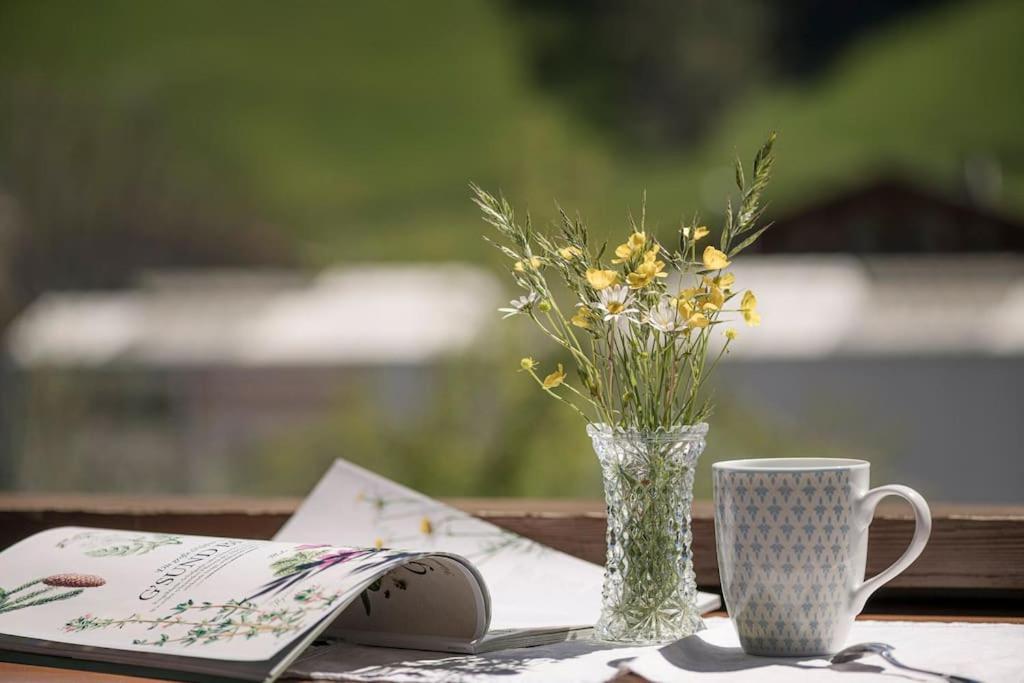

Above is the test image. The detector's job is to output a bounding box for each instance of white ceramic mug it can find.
[713,458,931,656]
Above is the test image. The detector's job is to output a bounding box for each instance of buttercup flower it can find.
[686,312,709,329]
[513,256,543,272]
[741,290,761,326]
[725,328,738,341]
[558,246,583,260]
[715,272,736,290]
[627,246,668,289]
[702,246,731,270]
[542,364,566,389]
[586,268,620,290]
[499,292,540,318]
[692,226,709,241]
[678,287,700,300]
[571,306,593,329]
[520,357,538,371]
[612,231,647,263]
[677,298,695,320]
[647,298,683,333]
[702,285,725,311]
[596,285,639,322]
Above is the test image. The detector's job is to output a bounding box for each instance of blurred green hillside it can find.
[1,0,1021,269]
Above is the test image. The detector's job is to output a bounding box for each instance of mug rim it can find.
[713,457,869,471]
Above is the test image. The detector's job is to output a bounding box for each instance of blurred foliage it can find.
[239,356,601,498]
[508,0,773,148]
[508,0,956,148]
[1,0,1022,275]
[512,0,958,148]
[232,354,878,500]
[0,83,289,327]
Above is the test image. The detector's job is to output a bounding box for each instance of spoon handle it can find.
[879,651,984,683]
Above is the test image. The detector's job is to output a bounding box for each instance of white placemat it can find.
[626,618,1024,683]
[287,617,1024,683]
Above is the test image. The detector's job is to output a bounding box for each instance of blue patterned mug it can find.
[713,458,931,656]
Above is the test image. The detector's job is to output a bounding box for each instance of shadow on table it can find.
[287,635,922,681]
[287,639,637,680]
[616,637,922,681]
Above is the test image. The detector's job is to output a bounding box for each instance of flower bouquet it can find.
[475,133,776,643]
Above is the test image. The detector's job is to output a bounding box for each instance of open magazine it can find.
[0,460,720,681]
[0,527,490,682]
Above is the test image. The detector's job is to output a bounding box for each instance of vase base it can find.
[595,615,705,645]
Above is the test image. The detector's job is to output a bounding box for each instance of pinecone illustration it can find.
[43,574,106,588]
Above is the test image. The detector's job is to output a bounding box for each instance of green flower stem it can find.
[593,425,705,643]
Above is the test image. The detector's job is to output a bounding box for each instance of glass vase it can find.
[588,422,708,643]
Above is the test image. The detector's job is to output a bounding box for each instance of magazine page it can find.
[274,459,720,639]
[0,527,487,680]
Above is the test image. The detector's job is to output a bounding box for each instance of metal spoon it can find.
[830,642,983,683]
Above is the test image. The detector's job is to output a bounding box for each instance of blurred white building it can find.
[2,264,503,492]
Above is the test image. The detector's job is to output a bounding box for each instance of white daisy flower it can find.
[646,297,683,333]
[595,285,639,323]
[499,292,540,319]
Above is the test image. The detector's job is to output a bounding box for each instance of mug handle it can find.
[850,484,932,614]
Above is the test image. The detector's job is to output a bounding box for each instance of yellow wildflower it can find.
[374,537,384,549]
[626,263,661,289]
[677,298,694,320]
[741,290,761,326]
[570,307,592,329]
[612,231,646,263]
[626,247,668,289]
[687,313,709,329]
[520,357,538,371]
[559,246,582,260]
[513,256,543,272]
[703,272,736,291]
[725,328,738,341]
[586,268,620,290]
[542,363,566,389]
[702,245,731,270]
[707,285,725,310]
[420,517,434,535]
[679,287,700,300]
[692,226,709,241]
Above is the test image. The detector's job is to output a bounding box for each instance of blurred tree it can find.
[508,0,956,149]
[508,0,772,148]
[0,84,291,327]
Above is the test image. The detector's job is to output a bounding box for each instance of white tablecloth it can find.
[287,618,1024,683]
